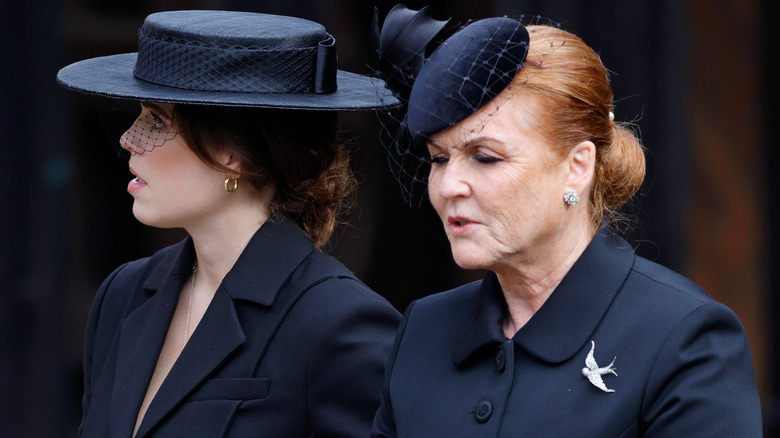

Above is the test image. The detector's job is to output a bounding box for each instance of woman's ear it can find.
[219,151,243,176]
[566,140,596,192]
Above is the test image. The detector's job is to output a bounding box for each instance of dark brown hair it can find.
[518,25,646,231]
[173,104,356,248]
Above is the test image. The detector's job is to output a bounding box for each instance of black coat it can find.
[372,231,762,437]
[80,219,401,437]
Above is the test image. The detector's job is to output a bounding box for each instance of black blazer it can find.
[372,231,762,437]
[80,219,401,437]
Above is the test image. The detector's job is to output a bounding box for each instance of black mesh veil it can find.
[95,98,179,158]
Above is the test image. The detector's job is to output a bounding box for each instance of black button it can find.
[495,349,506,372]
[475,400,493,423]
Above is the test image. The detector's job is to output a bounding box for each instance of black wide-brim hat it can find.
[57,10,399,110]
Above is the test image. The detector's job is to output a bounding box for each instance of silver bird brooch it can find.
[582,340,617,393]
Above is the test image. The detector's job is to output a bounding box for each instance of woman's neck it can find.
[185,188,273,296]
[495,220,596,338]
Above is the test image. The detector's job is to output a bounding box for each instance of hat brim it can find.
[57,53,399,111]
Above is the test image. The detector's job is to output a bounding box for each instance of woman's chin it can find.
[447,240,491,270]
[131,205,171,228]
[451,252,489,271]
[132,214,159,228]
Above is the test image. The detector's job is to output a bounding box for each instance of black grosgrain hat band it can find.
[133,24,337,94]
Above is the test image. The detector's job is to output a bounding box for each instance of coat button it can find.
[495,349,506,372]
[475,400,493,423]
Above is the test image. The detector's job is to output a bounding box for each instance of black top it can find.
[80,219,401,437]
[373,230,762,437]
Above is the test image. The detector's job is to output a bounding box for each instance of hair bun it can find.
[597,123,645,212]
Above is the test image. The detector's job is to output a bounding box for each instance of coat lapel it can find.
[109,239,192,438]
[132,218,315,437]
[134,286,246,437]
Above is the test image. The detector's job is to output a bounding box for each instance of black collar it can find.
[142,218,316,306]
[452,230,636,365]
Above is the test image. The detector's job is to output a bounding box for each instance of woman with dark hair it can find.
[57,10,400,437]
[371,6,762,437]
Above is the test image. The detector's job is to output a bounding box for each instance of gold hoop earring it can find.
[224,177,239,193]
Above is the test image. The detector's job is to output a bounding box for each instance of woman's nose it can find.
[435,160,471,200]
[119,121,145,155]
[119,129,133,152]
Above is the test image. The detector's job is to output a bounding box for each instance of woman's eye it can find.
[474,154,502,164]
[429,155,448,165]
[150,112,165,128]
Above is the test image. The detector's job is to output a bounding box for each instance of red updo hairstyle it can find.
[517,25,646,231]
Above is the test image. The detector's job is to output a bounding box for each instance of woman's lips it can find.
[127,166,147,193]
[127,177,147,193]
[448,216,478,235]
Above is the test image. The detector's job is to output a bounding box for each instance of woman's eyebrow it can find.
[454,135,502,150]
[426,136,491,152]
[426,140,445,152]
[141,102,170,117]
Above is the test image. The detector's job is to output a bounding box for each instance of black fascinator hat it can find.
[373,5,531,202]
[406,17,529,143]
[57,10,399,110]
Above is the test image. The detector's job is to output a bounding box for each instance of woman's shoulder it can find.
[611,254,746,341]
[289,250,400,315]
[614,257,760,434]
[85,241,187,365]
[593,232,738,327]
[279,251,401,351]
[92,241,186,317]
[632,255,708,297]
[626,255,717,311]
[401,279,484,326]
[99,242,183,293]
[416,279,483,306]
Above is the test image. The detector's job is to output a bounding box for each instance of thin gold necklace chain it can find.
[184,260,197,345]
